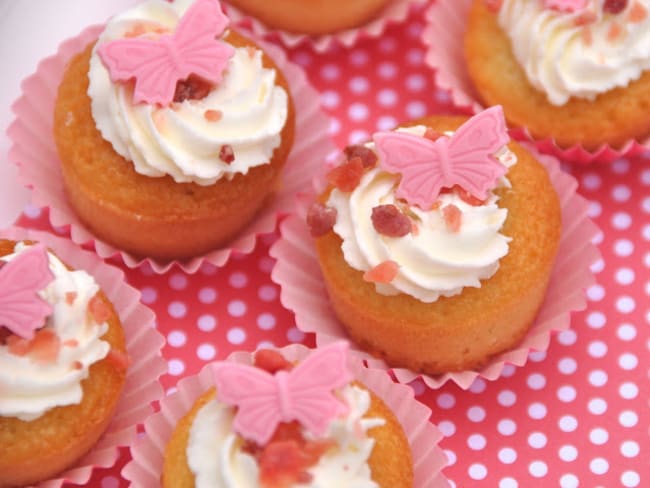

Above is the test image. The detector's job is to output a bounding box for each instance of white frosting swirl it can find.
[326,126,515,303]
[187,385,384,488]
[498,0,650,105]
[88,0,289,185]
[0,243,110,421]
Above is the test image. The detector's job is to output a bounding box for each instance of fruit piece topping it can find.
[65,292,77,305]
[484,0,503,12]
[628,1,648,21]
[326,158,365,192]
[363,260,399,284]
[371,204,411,237]
[173,74,213,103]
[603,0,628,14]
[442,204,462,233]
[454,185,487,206]
[88,294,111,323]
[7,328,61,363]
[219,144,235,164]
[204,109,222,122]
[254,349,293,373]
[343,145,377,169]
[306,203,338,237]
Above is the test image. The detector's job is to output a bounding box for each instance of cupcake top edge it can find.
[309,106,518,303]
[87,0,289,185]
[0,241,118,421]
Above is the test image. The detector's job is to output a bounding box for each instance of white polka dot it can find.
[406,100,426,118]
[227,327,246,345]
[558,357,577,375]
[197,314,217,332]
[558,415,578,432]
[587,311,606,329]
[498,447,517,464]
[407,74,426,91]
[227,300,246,317]
[588,397,608,415]
[642,196,650,213]
[557,329,577,346]
[320,63,340,80]
[320,90,340,109]
[528,402,547,419]
[165,387,177,396]
[614,238,634,256]
[349,76,369,94]
[592,229,604,245]
[500,364,517,377]
[589,427,609,445]
[140,286,157,304]
[377,88,398,106]
[467,433,486,450]
[168,301,187,319]
[438,420,456,437]
[444,449,457,466]
[617,324,637,341]
[101,476,119,488]
[256,340,275,350]
[329,117,341,135]
[434,90,451,104]
[376,115,397,132]
[467,406,486,422]
[529,461,548,478]
[499,477,518,488]
[619,352,638,370]
[620,440,639,457]
[291,51,312,67]
[616,296,636,313]
[257,313,276,330]
[619,382,639,399]
[468,463,487,480]
[642,168,650,185]
[407,21,424,38]
[286,327,305,342]
[197,343,216,361]
[258,285,277,302]
[22,204,42,219]
[437,393,456,409]
[612,211,632,230]
[498,390,517,407]
[589,369,608,387]
[168,359,185,376]
[588,200,602,218]
[643,224,650,241]
[619,410,638,428]
[587,284,605,301]
[409,379,425,396]
[497,418,517,436]
[168,273,188,290]
[590,258,605,273]
[348,130,370,145]
[469,378,487,394]
[560,473,579,488]
[526,432,546,449]
[348,103,369,122]
[198,287,217,304]
[557,385,576,402]
[621,471,641,487]
[616,268,635,285]
[199,263,218,276]
[258,256,274,273]
[529,350,547,362]
[582,173,602,189]
[588,340,608,358]
[612,184,631,202]
[611,158,630,173]
[228,271,248,288]
[559,445,578,462]
[407,48,424,64]
[378,36,397,52]
[377,61,397,79]
[349,49,369,65]
[527,373,546,390]
[167,330,187,348]
[590,457,609,475]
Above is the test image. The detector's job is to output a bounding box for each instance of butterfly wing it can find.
[212,362,281,445]
[0,244,53,340]
[445,105,509,200]
[374,131,450,210]
[284,342,353,437]
[172,0,235,85]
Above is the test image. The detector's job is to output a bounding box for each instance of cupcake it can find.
[463,0,650,151]
[306,107,562,375]
[53,0,294,261]
[161,342,413,487]
[0,239,128,486]
[224,0,391,35]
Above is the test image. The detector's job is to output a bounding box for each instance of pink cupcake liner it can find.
[7,24,335,274]
[422,0,650,164]
[122,342,449,487]
[270,146,601,390]
[0,226,165,487]
[224,0,427,52]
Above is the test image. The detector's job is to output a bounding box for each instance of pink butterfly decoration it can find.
[0,244,54,340]
[98,0,236,106]
[212,342,353,445]
[543,0,588,12]
[373,105,510,210]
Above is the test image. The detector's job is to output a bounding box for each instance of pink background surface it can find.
[5,2,649,487]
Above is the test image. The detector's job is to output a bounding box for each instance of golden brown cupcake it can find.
[308,108,561,374]
[162,343,412,487]
[226,0,392,35]
[464,0,650,150]
[0,240,127,487]
[54,0,294,261]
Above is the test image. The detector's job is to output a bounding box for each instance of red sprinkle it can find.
[573,10,597,26]
[363,260,399,284]
[306,203,337,237]
[442,204,462,233]
[106,349,130,371]
[29,328,61,364]
[603,0,628,14]
[64,339,79,348]
[89,294,112,323]
[204,109,222,122]
[371,204,411,237]
[254,349,293,374]
[424,127,443,141]
[6,335,31,356]
[65,292,77,305]
[173,75,213,103]
[454,185,486,206]
[483,0,503,12]
[628,1,647,21]
[607,21,624,41]
[343,145,377,169]
[326,158,365,192]
[73,361,83,370]
[219,144,235,164]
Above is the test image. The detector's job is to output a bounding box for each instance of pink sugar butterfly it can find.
[373,105,510,210]
[543,0,588,12]
[212,342,353,446]
[0,244,54,340]
[98,0,235,106]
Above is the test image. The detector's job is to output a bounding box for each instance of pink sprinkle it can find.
[343,145,377,169]
[64,339,79,348]
[442,204,462,233]
[204,109,222,122]
[306,202,338,237]
[363,260,399,284]
[73,361,83,370]
[219,145,235,164]
[371,204,411,237]
[65,292,77,305]
[628,1,647,22]
[607,21,624,41]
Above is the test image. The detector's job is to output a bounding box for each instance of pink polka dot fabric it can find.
[9,3,649,487]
